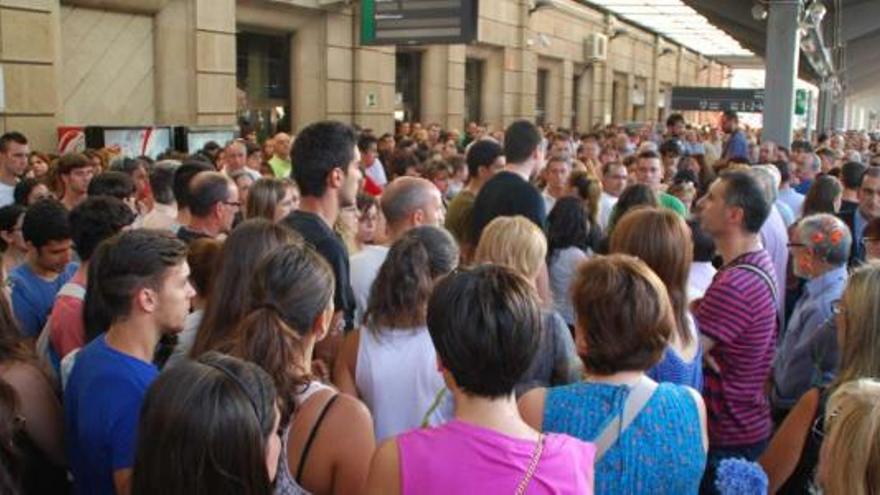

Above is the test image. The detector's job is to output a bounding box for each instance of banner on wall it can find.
[57,127,86,154]
[58,126,174,158]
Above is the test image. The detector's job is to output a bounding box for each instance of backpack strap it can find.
[731,263,782,331]
[593,376,658,460]
[731,263,778,304]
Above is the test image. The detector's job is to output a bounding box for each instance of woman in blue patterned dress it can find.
[519,254,708,494]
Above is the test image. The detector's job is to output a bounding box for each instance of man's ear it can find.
[212,202,224,221]
[728,206,746,228]
[412,209,425,227]
[135,286,158,315]
[328,167,344,190]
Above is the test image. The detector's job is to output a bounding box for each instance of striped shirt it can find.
[694,249,777,447]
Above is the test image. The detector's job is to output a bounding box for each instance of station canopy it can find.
[583,0,752,57]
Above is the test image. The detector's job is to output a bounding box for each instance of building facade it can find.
[1,0,730,151]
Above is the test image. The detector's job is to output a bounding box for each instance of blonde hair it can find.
[474,216,547,280]
[821,379,880,495]
[835,262,880,388]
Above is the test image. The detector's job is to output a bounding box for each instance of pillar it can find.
[834,100,847,131]
[156,0,236,127]
[817,86,833,134]
[421,45,465,131]
[763,0,801,146]
[0,0,60,150]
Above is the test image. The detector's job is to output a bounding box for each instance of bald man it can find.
[269,132,292,178]
[349,176,445,324]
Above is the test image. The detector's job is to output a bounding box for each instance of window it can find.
[395,52,422,123]
[236,31,292,137]
[465,58,484,127]
[536,69,549,126]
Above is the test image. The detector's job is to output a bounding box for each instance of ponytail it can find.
[232,307,309,423]
[224,244,334,423]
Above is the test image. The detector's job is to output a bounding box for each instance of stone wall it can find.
[0,0,730,151]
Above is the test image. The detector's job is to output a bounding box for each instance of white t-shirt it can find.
[350,245,390,325]
[356,325,452,441]
[0,182,15,207]
[688,262,717,301]
[542,190,557,214]
[549,247,590,325]
[598,191,618,230]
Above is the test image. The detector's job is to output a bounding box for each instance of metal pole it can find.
[763,0,801,146]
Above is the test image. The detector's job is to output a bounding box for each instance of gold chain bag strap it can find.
[515,433,545,495]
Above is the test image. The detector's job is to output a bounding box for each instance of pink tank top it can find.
[397,419,595,494]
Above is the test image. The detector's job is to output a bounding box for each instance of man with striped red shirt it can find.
[693,171,777,494]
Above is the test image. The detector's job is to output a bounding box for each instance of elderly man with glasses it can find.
[770,213,852,422]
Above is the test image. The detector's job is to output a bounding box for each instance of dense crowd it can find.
[1,110,880,495]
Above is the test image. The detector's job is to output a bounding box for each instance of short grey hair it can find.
[749,165,780,203]
[796,213,852,266]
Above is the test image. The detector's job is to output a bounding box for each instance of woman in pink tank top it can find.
[365,265,595,494]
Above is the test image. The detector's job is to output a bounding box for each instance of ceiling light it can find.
[751,4,768,21]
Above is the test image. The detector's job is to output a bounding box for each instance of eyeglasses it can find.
[223,201,242,208]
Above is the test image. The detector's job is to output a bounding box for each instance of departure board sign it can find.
[361,0,478,46]
[671,87,765,113]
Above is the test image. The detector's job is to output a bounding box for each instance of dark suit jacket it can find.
[838,208,864,267]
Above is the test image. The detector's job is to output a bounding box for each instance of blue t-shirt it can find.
[723,131,749,161]
[64,335,158,495]
[9,262,78,337]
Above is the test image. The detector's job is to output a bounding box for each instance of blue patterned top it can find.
[543,381,706,494]
[648,345,703,391]
[647,313,703,390]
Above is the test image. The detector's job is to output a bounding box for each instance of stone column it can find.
[763,0,801,145]
[328,6,395,134]
[156,0,236,127]
[561,59,574,128]
[0,0,60,150]
[421,45,465,131]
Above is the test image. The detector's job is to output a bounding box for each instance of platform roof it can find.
[583,0,752,57]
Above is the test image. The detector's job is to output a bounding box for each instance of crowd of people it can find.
[0,109,879,495]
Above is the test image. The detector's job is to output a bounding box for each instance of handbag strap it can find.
[593,376,658,460]
[515,433,545,495]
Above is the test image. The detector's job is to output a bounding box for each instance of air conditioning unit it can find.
[585,33,608,62]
